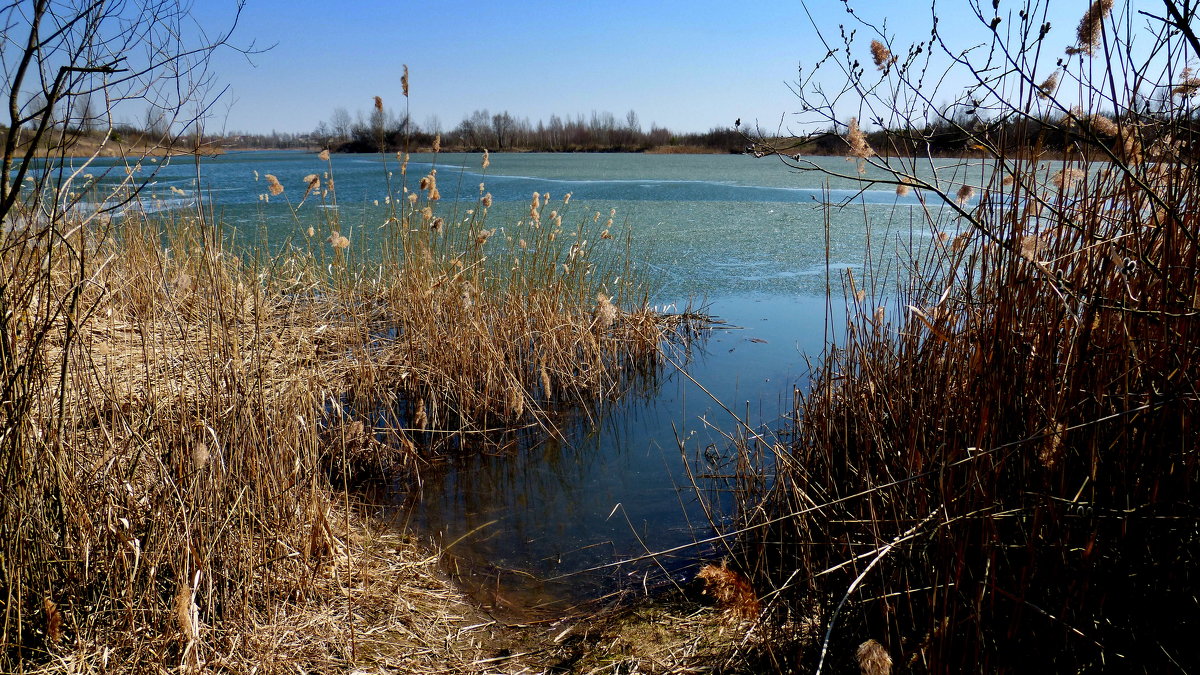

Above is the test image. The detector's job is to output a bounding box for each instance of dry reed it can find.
[736,0,1200,670]
[0,134,686,671]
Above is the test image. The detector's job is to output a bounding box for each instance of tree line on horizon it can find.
[310,105,748,153]
[8,98,1195,159]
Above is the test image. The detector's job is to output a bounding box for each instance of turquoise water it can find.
[68,150,972,298]
[75,150,968,611]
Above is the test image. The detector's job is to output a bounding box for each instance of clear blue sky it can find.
[193,0,1094,136]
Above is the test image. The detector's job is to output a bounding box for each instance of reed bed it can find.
[757,151,1199,671]
[0,144,684,670]
[725,1,1200,671]
[373,163,674,444]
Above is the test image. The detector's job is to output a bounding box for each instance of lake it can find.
[75,150,969,613]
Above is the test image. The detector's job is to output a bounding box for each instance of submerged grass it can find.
[0,144,691,670]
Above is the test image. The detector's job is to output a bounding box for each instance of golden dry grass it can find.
[0,158,692,671]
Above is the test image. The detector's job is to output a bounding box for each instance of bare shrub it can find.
[740,1,1200,670]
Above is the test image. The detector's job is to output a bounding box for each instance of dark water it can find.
[399,293,836,613]
[58,150,968,612]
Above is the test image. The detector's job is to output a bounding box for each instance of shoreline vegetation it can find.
[4,0,1199,672]
[22,102,1167,162]
[2,143,731,670]
[719,1,1200,671]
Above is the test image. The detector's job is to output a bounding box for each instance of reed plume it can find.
[1068,0,1113,56]
[1037,71,1059,98]
[869,39,894,70]
[856,640,892,675]
[1172,68,1200,97]
[846,117,874,159]
[696,562,760,621]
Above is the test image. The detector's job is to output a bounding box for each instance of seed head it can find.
[175,580,199,643]
[482,149,490,169]
[43,598,63,644]
[595,292,618,329]
[1068,0,1113,56]
[696,562,760,620]
[896,183,911,196]
[401,65,409,97]
[1172,68,1200,97]
[1037,71,1059,99]
[1119,128,1143,164]
[846,117,874,159]
[1052,167,1085,189]
[433,134,441,153]
[1087,114,1120,136]
[303,173,320,194]
[481,193,493,208]
[414,399,427,429]
[318,149,330,161]
[856,639,892,675]
[265,174,284,196]
[869,40,895,70]
[1019,234,1044,260]
[956,184,976,204]
[374,96,383,112]
[422,172,440,200]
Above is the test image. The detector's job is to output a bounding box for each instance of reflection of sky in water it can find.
[400,294,842,612]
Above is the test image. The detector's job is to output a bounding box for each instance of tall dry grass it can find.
[0,141,679,670]
[727,1,1200,671]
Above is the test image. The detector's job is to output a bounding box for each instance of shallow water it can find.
[70,150,969,611]
[399,293,836,612]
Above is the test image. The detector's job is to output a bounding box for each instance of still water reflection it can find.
[398,294,837,614]
[96,149,946,613]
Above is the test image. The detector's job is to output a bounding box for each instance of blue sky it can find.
[193,0,1095,136]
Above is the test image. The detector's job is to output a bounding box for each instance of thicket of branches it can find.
[732,0,1200,671]
[312,105,748,153]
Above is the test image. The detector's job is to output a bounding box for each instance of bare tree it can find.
[330,106,352,140]
[492,111,514,149]
[0,3,248,666]
[76,93,99,133]
[1,1,249,225]
[625,109,641,133]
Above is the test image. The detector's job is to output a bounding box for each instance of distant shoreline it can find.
[10,135,226,160]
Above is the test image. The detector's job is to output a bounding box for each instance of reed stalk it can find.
[728,1,1200,670]
[0,142,682,670]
